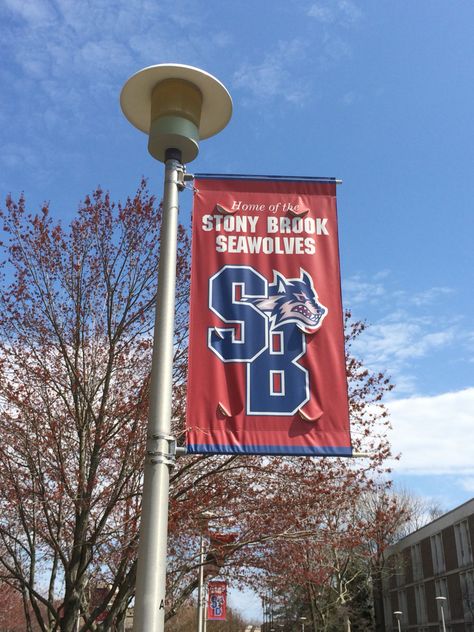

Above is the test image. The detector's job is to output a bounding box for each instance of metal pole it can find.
[393,611,402,632]
[197,533,205,632]
[436,598,447,632]
[203,581,208,632]
[440,605,446,632]
[132,152,182,632]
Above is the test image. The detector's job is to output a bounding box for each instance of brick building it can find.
[380,498,474,631]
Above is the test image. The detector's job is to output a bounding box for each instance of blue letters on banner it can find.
[208,265,327,416]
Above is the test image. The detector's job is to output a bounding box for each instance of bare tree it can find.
[0,186,395,631]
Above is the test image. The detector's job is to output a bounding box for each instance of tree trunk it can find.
[307,583,319,631]
[372,566,385,632]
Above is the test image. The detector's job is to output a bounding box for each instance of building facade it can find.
[381,498,474,631]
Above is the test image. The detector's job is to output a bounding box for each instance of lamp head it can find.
[120,63,232,163]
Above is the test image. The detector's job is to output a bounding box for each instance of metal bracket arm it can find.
[176,168,195,191]
[147,433,179,467]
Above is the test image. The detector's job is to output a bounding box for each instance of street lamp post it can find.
[299,616,307,632]
[197,533,206,632]
[393,610,402,632]
[197,511,216,632]
[120,64,232,632]
[436,596,447,632]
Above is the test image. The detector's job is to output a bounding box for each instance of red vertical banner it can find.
[207,581,227,621]
[186,176,351,456]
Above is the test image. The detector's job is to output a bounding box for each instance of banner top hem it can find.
[194,172,342,184]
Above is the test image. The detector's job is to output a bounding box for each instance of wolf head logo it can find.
[249,269,328,333]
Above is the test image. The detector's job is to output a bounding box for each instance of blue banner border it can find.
[187,444,353,457]
[195,172,340,183]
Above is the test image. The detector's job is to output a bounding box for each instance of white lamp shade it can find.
[120,63,232,140]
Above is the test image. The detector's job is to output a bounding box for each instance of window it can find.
[395,554,406,587]
[398,590,407,623]
[454,520,473,567]
[460,570,474,622]
[431,533,445,574]
[414,583,427,623]
[411,543,423,581]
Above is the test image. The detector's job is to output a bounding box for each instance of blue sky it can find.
[1,0,473,616]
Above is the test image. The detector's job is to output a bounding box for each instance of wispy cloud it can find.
[357,321,455,365]
[233,39,310,106]
[344,273,454,309]
[356,321,456,394]
[343,274,386,305]
[308,4,335,24]
[301,0,361,83]
[460,478,474,493]
[320,32,352,63]
[343,272,468,394]
[388,388,474,475]
[3,0,57,26]
[341,91,358,106]
[308,0,362,28]
[233,1,362,106]
[0,0,234,190]
[409,286,454,306]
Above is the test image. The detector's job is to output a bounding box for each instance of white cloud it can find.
[343,272,467,394]
[308,0,362,27]
[321,32,352,62]
[233,39,310,106]
[341,91,357,106]
[357,321,455,365]
[3,0,56,26]
[408,286,454,306]
[460,478,474,493]
[308,4,335,23]
[343,274,453,309]
[211,32,233,48]
[343,274,386,304]
[338,0,362,25]
[388,388,474,475]
[0,0,230,187]
[233,1,360,107]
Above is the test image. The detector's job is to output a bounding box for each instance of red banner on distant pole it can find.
[186,176,351,456]
[207,581,227,621]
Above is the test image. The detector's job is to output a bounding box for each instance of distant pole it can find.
[202,582,208,632]
[436,597,447,632]
[197,533,205,632]
[393,610,402,632]
[197,511,215,632]
[120,64,232,632]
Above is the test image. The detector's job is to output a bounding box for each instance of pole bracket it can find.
[147,433,185,467]
[176,167,195,191]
